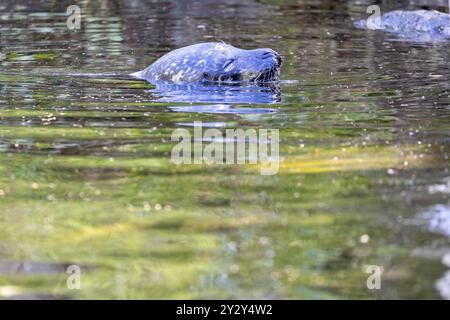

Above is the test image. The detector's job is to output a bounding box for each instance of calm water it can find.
[0,0,449,299]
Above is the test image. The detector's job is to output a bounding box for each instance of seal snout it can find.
[259,49,283,68]
[275,54,283,67]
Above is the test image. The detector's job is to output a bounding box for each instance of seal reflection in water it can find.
[131,42,283,104]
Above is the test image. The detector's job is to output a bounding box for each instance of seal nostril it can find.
[262,51,274,59]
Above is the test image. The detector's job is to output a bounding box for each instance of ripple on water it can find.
[169,104,277,114]
[421,203,450,237]
[420,201,450,299]
[0,0,450,300]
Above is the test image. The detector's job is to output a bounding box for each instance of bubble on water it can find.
[270,271,279,280]
[229,264,239,273]
[421,203,450,237]
[359,234,370,244]
[0,286,22,297]
[428,178,450,194]
[227,241,237,252]
[258,237,270,246]
[436,270,450,300]
[285,266,299,282]
[387,168,397,175]
[423,203,450,299]
[443,251,450,268]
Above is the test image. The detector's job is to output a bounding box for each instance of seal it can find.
[130,42,283,84]
[355,10,450,39]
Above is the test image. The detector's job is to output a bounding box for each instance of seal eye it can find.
[203,72,209,79]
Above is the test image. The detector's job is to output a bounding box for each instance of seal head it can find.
[355,10,450,39]
[131,42,282,84]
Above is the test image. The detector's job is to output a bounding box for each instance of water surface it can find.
[0,0,449,299]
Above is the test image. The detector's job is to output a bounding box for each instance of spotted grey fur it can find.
[131,42,283,84]
[355,10,450,39]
